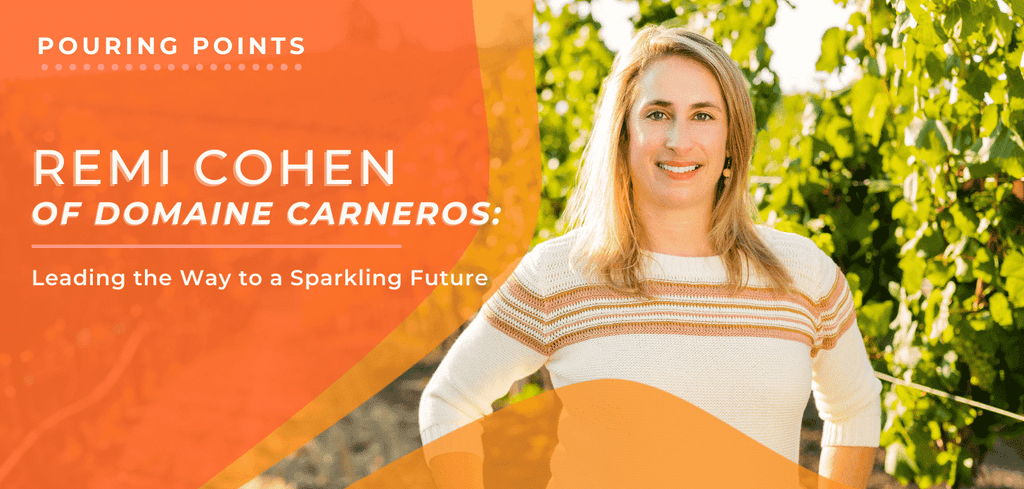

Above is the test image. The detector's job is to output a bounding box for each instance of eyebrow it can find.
[647,99,724,111]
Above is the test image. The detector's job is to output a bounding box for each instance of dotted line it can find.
[40,63,303,72]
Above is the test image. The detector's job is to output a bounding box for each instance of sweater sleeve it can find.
[418,249,551,459]
[810,258,883,447]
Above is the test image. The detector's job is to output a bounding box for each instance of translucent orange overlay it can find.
[374,379,858,489]
[2,0,537,487]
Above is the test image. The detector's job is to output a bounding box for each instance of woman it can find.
[420,26,881,488]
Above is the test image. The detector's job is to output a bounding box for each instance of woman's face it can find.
[627,55,729,220]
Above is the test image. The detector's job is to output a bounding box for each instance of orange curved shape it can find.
[360,379,858,489]
[200,0,542,487]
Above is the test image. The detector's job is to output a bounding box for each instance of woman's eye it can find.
[693,112,714,121]
[647,110,668,121]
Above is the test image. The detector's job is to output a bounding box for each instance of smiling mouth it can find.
[656,163,702,174]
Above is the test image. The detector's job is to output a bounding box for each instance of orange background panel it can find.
[0,0,543,488]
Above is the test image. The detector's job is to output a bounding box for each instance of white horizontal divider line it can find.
[32,244,401,249]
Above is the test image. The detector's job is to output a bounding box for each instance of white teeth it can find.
[657,163,700,173]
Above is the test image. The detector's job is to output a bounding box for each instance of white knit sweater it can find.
[419,227,882,463]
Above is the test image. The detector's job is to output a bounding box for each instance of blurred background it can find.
[247,0,1024,487]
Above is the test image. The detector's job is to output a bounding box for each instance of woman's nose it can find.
[664,121,694,152]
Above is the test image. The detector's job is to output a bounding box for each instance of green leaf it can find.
[989,124,1024,178]
[910,18,943,48]
[817,27,848,72]
[974,247,995,283]
[989,293,1014,326]
[949,202,980,238]
[1002,251,1024,306]
[931,19,949,43]
[867,92,891,145]
[822,115,855,158]
[901,253,927,295]
[812,232,835,255]
[860,301,895,337]
[1011,0,1024,20]
[964,69,993,101]
[915,119,952,152]
[980,104,999,137]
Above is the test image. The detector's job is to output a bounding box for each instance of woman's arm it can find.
[811,324,882,486]
[419,317,548,488]
[419,317,548,451]
[420,243,554,487]
[819,446,876,489]
[420,246,551,449]
[809,260,883,487]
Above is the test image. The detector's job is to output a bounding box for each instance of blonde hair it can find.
[564,25,793,294]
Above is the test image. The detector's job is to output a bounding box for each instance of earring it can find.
[722,157,732,178]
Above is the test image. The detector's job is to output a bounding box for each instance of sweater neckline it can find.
[641,249,726,278]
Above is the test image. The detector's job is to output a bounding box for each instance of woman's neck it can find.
[636,204,715,257]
